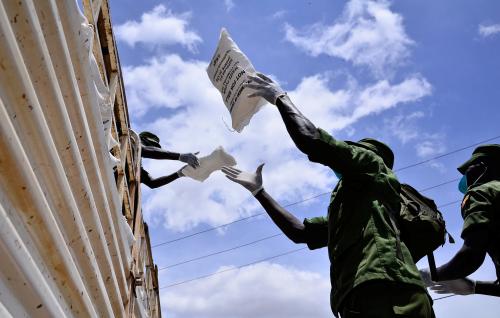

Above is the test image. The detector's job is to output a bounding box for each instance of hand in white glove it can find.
[179,152,200,168]
[221,164,264,196]
[430,278,476,295]
[244,72,286,105]
[419,268,434,287]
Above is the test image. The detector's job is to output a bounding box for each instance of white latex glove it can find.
[221,164,264,196]
[179,152,200,168]
[419,268,434,287]
[430,278,476,295]
[245,72,286,105]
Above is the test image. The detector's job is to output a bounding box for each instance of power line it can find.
[156,193,460,272]
[152,134,499,248]
[158,233,283,271]
[157,200,462,289]
[152,174,463,248]
[156,196,461,272]
[394,134,500,172]
[159,247,307,289]
[433,294,456,301]
[152,191,327,248]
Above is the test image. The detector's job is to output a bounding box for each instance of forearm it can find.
[254,190,306,243]
[275,95,318,156]
[142,146,180,160]
[475,280,500,297]
[436,244,486,281]
[143,172,181,189]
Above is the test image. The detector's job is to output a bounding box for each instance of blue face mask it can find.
[458,175,468,194]
[334,171,342,180]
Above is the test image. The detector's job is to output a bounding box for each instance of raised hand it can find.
[221,164,264,196]
[244,72,286,105]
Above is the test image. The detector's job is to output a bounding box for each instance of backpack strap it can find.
[386,206,404,262]
[427,253,438,281]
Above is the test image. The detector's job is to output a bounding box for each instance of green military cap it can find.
[139,131,161,148]
[346,138,395,169]
[457,144,500,174]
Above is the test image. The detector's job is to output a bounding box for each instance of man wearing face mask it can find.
[421,145,500,297]
[222,73,434,317]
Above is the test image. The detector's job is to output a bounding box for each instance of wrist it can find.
[274,92,287,105]
[251,186,264,196]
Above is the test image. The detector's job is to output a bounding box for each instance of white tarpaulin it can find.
[207,28,267,132]
[181,146,237,182]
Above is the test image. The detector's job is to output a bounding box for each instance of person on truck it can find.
[139,131,199,188]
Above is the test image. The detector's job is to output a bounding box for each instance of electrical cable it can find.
[159,247,307,289]
[153,134,500,248]
[152,173,464,248]
[158,233,283,270]
[158,199,461,289]
[156,179,461,270]
[433,294,456,301]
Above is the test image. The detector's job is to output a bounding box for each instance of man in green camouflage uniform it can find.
[222,73,434,317]
[421,145,500,298]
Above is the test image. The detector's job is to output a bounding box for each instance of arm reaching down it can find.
[435,226,488,281]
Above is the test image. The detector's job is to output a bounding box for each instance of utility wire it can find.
[158,233,283,270]
[152,134,499,248]
[159,247,307,289]
[156,193,461,272]
[433,294,456,301]
[152,191,327,248]
[394,134,500,172]
[152,174,463,248]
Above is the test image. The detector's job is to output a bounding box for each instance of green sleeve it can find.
[303,216,328,250]
[307,128,380,176]
[461,189,495,239]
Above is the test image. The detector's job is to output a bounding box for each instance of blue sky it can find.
[107,1,500,316]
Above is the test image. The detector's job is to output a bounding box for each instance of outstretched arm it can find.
[142,145,180,160]
[245,73,318,156]
[245,73,374,176]
[142,146,200,168]
[436,230,487,281]
[254,190,306,243]
[141,167,182,189]
[221,165,306,243]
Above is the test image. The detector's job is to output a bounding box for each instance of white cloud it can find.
[115,5,201,51]
[384,112,447,161]
[162,262,331,318]
[125,54,432,231]
[284,0,413,77]
[384,111,425,144]
[478,23,500,38]
[224,0,235,12]
[291,73,432,132]
[415,135,446,158]
[271,10,287,20]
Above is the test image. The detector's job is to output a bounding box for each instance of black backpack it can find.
[388,184,454,280]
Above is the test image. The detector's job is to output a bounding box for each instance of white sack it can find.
[182,146,237,182]
[207,28,267,132]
